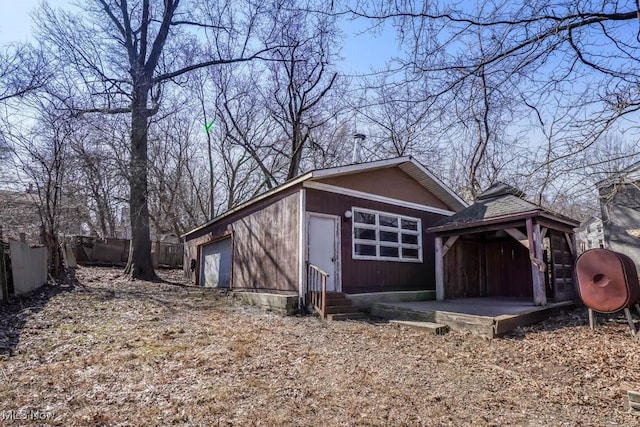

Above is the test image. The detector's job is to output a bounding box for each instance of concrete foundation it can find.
[234,291,298,315]
[346,290,435,311]
[372,298,574,338]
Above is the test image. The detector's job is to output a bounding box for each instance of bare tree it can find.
[346,1,640,213]
[357,1,640,148]
[355,75,441,161]
[34,0,276,279]
[302,116,353,170]
[201,63,280,196]
[0,44,48,103]
[68,119,127,238]
[264,0,341,179]
[7,98,77,275]
[0,44,50,171]
[147,105,210,238]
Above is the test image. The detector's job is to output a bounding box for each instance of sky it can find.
[0,1,398,74]
[339,17,399,74]
[0,0,50,43]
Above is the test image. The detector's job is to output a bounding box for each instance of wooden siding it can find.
[305,188,448,293]
[315,167,450,211]
[184,186,301,294]
[444,236,533,299]
[232,192,299,293]
[444,239,485,298]
[442,228,577,301]
[548,230,575,301]
[485,239,533,298]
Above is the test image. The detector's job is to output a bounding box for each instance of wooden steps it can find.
[390,320,450,335]
[325,305,361,314]
[327,312,365,321]
[311,292,364,321]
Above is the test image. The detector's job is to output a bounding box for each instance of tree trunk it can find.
[206,123,215,220]
[287,123,304,179]
[124,82,156,280]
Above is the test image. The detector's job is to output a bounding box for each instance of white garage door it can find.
[199,238,232,288]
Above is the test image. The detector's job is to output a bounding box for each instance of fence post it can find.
[0,226,8,302]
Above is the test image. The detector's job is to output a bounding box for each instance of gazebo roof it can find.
[429,182,579,233]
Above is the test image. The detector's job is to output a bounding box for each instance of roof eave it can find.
[400,159,469,211]
[182,173,311,238]
[428,211,541,234]
[429,209,579,234]
[309,157,411,180]
[538,211,580,228]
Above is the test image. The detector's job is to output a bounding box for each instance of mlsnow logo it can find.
[1,409,54,421]
[205,119,215,134]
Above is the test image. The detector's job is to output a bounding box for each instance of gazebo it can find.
[429,183,580,305]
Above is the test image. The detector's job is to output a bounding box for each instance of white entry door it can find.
[308,214,340,292]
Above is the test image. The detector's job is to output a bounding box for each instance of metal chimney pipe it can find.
[352,133,365,164]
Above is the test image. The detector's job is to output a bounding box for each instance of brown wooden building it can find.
[183,157,467,306]
[428,183,580,305]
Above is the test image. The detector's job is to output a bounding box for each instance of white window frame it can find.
[351,207,423,263]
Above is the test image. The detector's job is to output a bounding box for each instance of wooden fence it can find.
[0,225,48,301]
[71,236,183,268]
[154,241,183,268]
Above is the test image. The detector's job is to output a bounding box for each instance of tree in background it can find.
[349,1,640,207]
[264,0,341,180]
[0,44,48,103]
[8,97,82,275]
[0,44,50,187]
[354,75,441,161]
[35,0,276,279]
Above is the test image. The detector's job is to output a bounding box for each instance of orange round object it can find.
[575,248,640,313]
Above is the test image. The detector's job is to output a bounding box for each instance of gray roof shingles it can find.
[433,182,576,229]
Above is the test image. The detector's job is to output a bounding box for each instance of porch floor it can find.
[371,298,574,338]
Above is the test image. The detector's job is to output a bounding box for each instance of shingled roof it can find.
[430,182,578,232]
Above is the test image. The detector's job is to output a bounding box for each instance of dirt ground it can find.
[0,266,638,426]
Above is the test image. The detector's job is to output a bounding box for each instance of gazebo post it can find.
[434,235,459,301]
[435,236,445,301]
[526,218,547,305]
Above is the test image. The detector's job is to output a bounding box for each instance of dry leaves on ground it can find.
[0,266,638,426]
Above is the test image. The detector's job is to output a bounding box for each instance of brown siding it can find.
[316,168,451,211]
[445,236,533,299]
[231,192,299,293]
[306,188,447,293]
[485,239,533,298]
[184,186,300,294]
[444,239,485,298]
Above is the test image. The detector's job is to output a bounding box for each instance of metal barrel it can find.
[575,248,640,313]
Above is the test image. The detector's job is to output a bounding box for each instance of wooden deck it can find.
[371,298,574,338]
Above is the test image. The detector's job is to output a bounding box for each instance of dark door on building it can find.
[549,232,575,301]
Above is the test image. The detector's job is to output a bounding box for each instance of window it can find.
[352,207,422,262]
